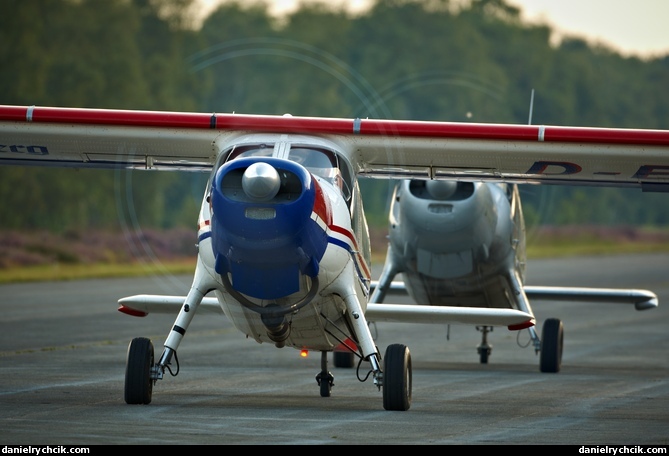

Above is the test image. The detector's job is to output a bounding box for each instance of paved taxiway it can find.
[1,254,668,445]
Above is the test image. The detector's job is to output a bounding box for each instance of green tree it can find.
[2,0,669,231]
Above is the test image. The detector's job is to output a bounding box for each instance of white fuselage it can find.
[193,134,372,350]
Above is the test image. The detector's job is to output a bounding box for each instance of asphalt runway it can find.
[1,254,668,445]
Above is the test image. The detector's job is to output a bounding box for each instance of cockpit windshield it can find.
[216,143,351,201]
[289,147,349,199]
[289,148,335,175]
[226,144,274,161]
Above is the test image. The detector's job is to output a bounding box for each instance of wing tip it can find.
[118,304,148,317]
[507,319,535,331]
[635,297,658,311]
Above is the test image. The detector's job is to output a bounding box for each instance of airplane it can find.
[1,104,668,411]
[347,178,660,373]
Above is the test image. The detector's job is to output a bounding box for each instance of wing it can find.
[365,303,534,328]
[0,106,221,171]
[370,280,658,312]
[2,105,669,190]
[118,295,223,316]
[116,293,535,328]
[524,286,658,311]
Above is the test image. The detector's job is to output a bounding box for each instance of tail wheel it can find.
[125,337,154,404]
[383,343,412,411]
[540,318,563,373]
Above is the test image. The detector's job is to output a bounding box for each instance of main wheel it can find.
[124,337,154,404]
[333,350,355,368]
[540,318,563,373]
[383,343,412,411]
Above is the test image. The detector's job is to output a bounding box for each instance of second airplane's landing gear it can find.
[332,338,359,368]
[333,350,356,368]
[316,351,335,397]
[476,326,493,364]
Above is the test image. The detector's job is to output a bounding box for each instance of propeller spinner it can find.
[242,162,281,201]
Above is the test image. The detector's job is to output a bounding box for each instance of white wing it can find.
[365,303,534,327]
[2,105,669,189]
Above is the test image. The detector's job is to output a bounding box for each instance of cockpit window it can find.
[289,148,336,170]
[214,143,351,201]
[226,144,274,162]
[289,147,350,200]
[207,144,274,194]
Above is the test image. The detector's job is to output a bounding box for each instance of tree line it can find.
[2,0,668,232]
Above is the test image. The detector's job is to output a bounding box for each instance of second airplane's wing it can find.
[370,280,406,294]
[524,286,658,311]
[369,280,658,312]
[365,303,534,329]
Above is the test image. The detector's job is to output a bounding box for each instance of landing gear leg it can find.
[340,288,412,411]
[527,325,541,354]
[124,261,212,405]
[316,351,334,397]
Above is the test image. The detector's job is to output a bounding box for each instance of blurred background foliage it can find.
[2,0,669,234]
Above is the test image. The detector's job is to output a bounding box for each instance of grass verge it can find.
[1,238,668,284]
[0,259,197,284]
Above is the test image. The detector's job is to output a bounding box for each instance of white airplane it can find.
[1,104,667,411]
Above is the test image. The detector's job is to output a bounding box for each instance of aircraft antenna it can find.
[528,89,535,125]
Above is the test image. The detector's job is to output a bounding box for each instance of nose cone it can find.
[242,162,281,201]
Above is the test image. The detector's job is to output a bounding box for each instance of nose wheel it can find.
[316,351,334,397]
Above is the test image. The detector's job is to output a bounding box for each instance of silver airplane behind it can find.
[334,179,658,372]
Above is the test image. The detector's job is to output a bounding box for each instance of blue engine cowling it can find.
[210,157,328,300]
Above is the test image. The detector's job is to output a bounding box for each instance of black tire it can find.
[333,350,355,368]
[383,344,412,411]
[320,375,332,397]
[479,348,489,364]
[124,337,154,404]
[540,318,563,373]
